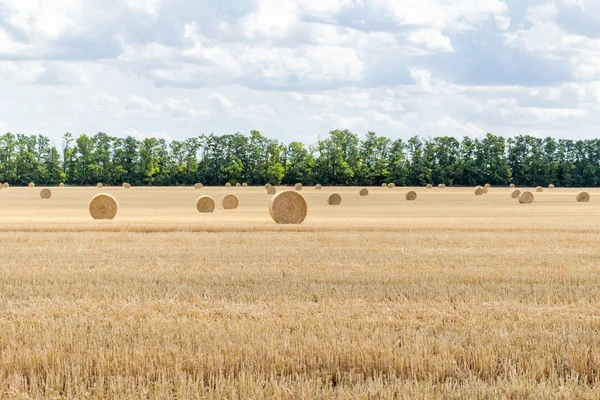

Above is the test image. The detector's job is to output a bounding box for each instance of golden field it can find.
[0,185,599,398]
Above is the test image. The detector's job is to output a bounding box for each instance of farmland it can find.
[0,185,599,398]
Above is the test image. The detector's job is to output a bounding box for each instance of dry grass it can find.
[0,186,599,398]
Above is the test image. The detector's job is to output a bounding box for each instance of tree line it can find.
[0,129,597,187]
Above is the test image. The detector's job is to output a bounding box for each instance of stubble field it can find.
[0,185,599,399]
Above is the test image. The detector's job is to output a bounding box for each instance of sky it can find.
[0,0,599,146]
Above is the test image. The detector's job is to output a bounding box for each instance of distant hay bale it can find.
[242,183,248,187]
[426,184,432,189]
[59,183,65,188]
[510,183,515,188]
[438,184,446,188]
[474,188,483,195]
[265,183,272,190]
[327,193,342,205]
[518,191,534,204]
[267,186,276,195]
[388,183,395,188]
[511,189,521,198]
[482,187,488,194]
[295,183,303,191]
[235,182,241,187]
[315,184,322,190]
[476,185,482,190]
[536,186,543,192]
[28,182,34,188]
[405,190,417,201]
[222,194,239,210]
[576,192,590,202]
[97,183,103,189]
[196,195,215,212]
[2,183,8,188]
[88,193,118,220]
[40,189,51,199]
[269,190,307,224]
[381,183,386,188]
[549,184,555,189]
[485,183,491,188]
[123,183,131,189]
[194,183,203,189]
[225,182,231,187]
[359,188,369,196]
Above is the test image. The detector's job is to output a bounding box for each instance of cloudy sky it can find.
[0,0,599,146]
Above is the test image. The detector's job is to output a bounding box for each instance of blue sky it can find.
[0,0,598,145]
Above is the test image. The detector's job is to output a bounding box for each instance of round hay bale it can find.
[194,183,203,189]
[40,188,51,199]
[405,190,417,201]
[511,190,521,199]
[485,183,491,188]
[518,191,534,204]
[28,182,34,188]
[381,183,386,188]
[482,187,488,194]
[476,185,482,190]
[536,186,543,192]
[88,193,118,220]
[549,184,555,189]
[2,183,8,188]
[225,182,231,188]
[327,193,342,205]
[97,183,103,189]
[315,184,322,190]
[59,183,65,188]
[123,183,131,189]
[510,183,515,188]
[242,182,248,187]
[265,183,272,190]
[235,182,241,187]
[269,190,307,224]
[295,183,303,191]
[196,195,215,212]
[438,184,446,188]
[474,188,483,196]
[426,184,432,189]
[267,186,276,195]
[359,188,369,197]
[576,192,590,202]
[222,194,239,210]
[388,183,395,188]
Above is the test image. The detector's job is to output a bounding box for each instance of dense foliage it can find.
[0,130,597,187]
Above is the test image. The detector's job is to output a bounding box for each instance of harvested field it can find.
[0,186,599,398]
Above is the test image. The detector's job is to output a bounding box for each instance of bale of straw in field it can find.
[536,186,543,192]
[474,188,483,195]
[225,182,231,187]
[267,186,276,195]
[518,191,534,204]
[426,184,432,189]
[59,183,65,188]
[295,183,303,191]
[28,182,34,188]
[576,192,590,202]
[438,184,446,188]
[328,193,342,205]
[269,190,307,224]
[235,182,241,187]
[476,185,482,190]
[123,183,131,189]
[549,184,555,189]
[359,188,369,196]
[265,183,272,190]
[381,183,387,188]
[222,194,239,209]
[388,183,395,188]
[89,193,118,220]
[242,183,248,187]
[40,188,51,199]
[511,190,521,198]
[2,183,8,188]
[405,190,417,200]
[196,195,215,212]
[97,183,103,189]
[510,183,515,188]
[482,187,488,194]
[194,183,203,189]
[485,183,491,188]
[315,184,322,190]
